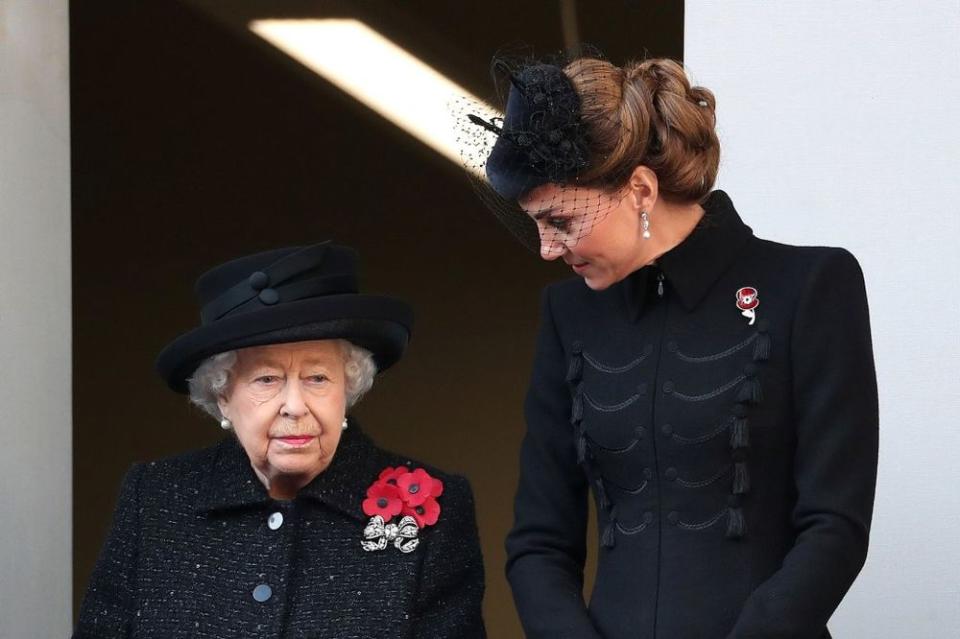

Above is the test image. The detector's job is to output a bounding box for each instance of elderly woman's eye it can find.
[307,374,329,384]
[254,375,281,384]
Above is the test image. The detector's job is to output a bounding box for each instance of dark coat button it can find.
[252,584,272,602]
[662,381,675,394]
[643,511,654,524]
[744,363,758,377]
[667,511,679,525]
[635,425,646,439]
[248,271,269,290]
[638,382,648,394]
[643,467,653,480]
[661,424,674,436]
[258,288,280,305]
[664,467,678,481]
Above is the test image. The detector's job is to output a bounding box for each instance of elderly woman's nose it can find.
[279,380,309,417]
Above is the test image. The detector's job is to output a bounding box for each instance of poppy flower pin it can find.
[735,286,759,325]
[361,466,444,553]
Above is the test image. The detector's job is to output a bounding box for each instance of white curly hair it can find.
[187,339,377,421]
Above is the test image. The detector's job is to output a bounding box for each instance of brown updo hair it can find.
[563,57,719,202]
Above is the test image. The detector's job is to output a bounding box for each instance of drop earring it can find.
[641,211,652,239]
[220,417,232,430]
[341,417,349,431]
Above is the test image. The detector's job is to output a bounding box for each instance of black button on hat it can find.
[258,289,280,305]
[248,271,269,291]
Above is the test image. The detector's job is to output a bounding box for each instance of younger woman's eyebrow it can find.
[531,207,558,220]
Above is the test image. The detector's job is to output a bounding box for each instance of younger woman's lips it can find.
[572,262,589,273]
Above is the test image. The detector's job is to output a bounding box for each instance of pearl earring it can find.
[641,211,652,239]
[341,418,349,431]
[220,418,232,430]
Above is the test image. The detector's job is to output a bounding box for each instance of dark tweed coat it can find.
[506,191,878,638]
[74,421,486,638]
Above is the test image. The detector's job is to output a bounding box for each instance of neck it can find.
[252,464,316,501]
[631,199,705,271]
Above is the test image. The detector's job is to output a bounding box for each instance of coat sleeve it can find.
[73,463,145,639]
[505,286,601,638]
[411,475,486,638]
[728,248,879,638]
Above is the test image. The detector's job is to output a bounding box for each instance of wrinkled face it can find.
[218,340,346,494]
[520,183,645,290]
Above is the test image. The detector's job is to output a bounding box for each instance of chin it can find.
[583,274,614,291]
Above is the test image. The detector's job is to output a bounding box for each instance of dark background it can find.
[70,1,682,634]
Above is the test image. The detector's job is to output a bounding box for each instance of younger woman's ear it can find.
[627,165,659,212]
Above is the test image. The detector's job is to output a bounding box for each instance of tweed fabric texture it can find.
[74,422,486,638]
[506,191,878,638]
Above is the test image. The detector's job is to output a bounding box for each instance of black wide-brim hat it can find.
[156,241,413,393]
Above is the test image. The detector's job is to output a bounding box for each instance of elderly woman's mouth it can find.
[274,435,316,447]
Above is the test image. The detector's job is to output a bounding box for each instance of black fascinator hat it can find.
[156,242,413,393]
[473,62,590,200]
[457,50,615,252]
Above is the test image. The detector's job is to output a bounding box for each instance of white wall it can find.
[0,0,72,636]
[685,1,960,636]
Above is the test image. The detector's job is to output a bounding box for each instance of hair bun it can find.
[565,57,720,202]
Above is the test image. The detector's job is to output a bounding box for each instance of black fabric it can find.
[155,242,413,393]
[506,191,878,638]
[74,421,486,638]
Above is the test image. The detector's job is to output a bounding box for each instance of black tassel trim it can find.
[566,353,583,384]
[753,331,771,361]
[726,507,746,539]
[736,376,763,404]
[595,477,610,511]
[602,506,618,548]
[576,427,587,465]
[733,462,750,495]
[571,391,583,424]
[730,416,750,449]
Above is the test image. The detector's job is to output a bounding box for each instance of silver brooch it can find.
[361,515,420,553]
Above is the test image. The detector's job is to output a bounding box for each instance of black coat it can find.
[505,191,878,639]
[74,422,486,638]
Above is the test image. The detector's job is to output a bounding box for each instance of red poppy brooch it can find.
[361,466,444,553]
[736,286,759,325]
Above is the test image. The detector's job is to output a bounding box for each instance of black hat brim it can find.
[156,294,413,393]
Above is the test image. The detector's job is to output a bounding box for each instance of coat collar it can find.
[195,418,381,522]
[621,190,753,319]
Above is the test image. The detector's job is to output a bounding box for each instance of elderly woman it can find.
[73,242,486,638]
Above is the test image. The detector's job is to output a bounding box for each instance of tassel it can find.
[733,461,750,495]
[571,392,583,423]
[736,377,763,404]
[726,507,746,539]
[566,354,583,383]
[753,332,771,361]
[602,522,616,548]
[595,477,610,511]
[730,416,750,449]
